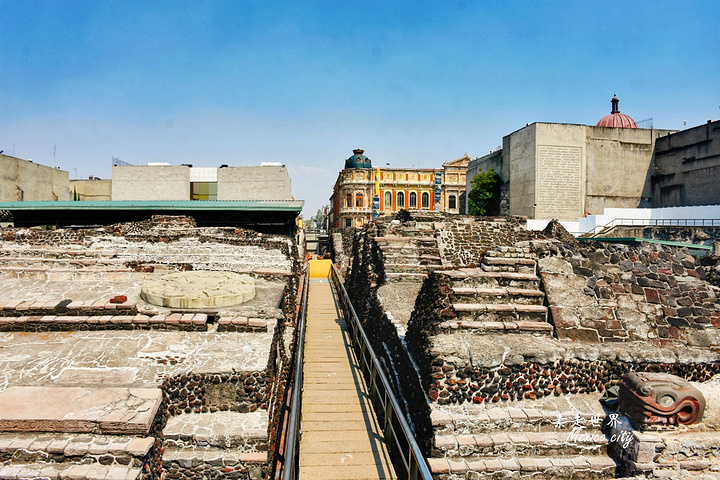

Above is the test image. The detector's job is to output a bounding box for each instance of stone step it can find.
[383,263,431,273]
[0,256,126,266]
[0,247,116,258]
[447,270,540,290]
[162,446,266,478]
[482,257,536,267]
[0,387,162,436]
[0,313,211,332]
[452,303,548,322]
[163,411,268,450]
[374,236,413,245]
[428,454,616,478]
[0,462,142,480]
[0,432,154,466]
[481,263,536,274]
[434,430,607,458]
[381,253,442,265]
[451,287,544,305]
[0,299,136,316]
[438,320,553,335]
[384,272,428,282]
[431,401,607,436]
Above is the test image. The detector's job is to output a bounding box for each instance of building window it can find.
[397,191,405,209]
[409,192,417,209]
[449,195,457,209]
[346,193,352,207]
[421,192,429,208]
[190,182,218,200]
[345,218,352,227]
[357,218,363,226]
[355,193,364,207]
[384,191,392,209]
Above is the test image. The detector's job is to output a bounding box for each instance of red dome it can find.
[596,95,638,128]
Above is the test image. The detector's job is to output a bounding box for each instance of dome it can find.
[344,148,372,169]
[596,95,638,128]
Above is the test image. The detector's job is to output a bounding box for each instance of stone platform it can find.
[0,330,272,389]
[0,387,161,435]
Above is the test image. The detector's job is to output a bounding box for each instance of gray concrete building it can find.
[467,98,676,221]
[652,120,720,207]
[0,153,70,202]
[111,163,294,201]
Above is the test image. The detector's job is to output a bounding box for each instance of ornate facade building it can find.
[330,149,469,228]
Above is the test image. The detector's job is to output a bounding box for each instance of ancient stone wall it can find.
[436,216,542,267]
[344,226,434,453]
[0,216,299,480]
[539,241,720,346]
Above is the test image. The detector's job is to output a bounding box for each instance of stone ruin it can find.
[0,216,302,480]
[335,211,720,479]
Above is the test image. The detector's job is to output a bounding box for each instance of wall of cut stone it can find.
[436,216,542,267]
[344,225,434,453]
[539,241,720,346]
[405,269,720,408]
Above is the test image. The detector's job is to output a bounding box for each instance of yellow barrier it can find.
[308,259,332,278]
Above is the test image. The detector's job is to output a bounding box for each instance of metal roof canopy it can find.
[0,200,304,236]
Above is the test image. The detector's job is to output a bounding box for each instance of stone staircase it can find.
[440,247,553,335]
[374,223,442,283]
[0,386,162,480]
[428,397,617,479]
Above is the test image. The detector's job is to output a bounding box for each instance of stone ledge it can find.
[428,454,616,475]
[0,387,162,436]
[0,462,142,480]
[0,313,211,332]
[0,433,154,459]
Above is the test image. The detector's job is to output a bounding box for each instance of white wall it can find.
[527,205,720,236]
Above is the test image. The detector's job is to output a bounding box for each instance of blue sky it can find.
[1,1,718,217]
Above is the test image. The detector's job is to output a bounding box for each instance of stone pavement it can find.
[299,278,396,480]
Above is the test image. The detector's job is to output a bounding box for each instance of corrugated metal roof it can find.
[0,200,304,211]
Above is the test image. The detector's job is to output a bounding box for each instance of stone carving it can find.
[141,271,255,308]
[618,372,706,428]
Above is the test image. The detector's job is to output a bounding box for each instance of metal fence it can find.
[329,264,432,480]
[278,265,431,480]
[586,218,720,237]
[278,270,309,480]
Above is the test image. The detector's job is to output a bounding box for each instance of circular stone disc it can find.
[140,271,255,309]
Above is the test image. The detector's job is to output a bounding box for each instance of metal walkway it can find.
[298,277,396,480]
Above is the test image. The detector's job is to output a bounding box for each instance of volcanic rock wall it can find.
[539,240,720,346]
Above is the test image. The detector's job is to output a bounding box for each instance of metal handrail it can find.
[279,269,309,480]
[584,217,720,237]
[329,264,432,480]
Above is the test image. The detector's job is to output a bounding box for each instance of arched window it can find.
[355,193,364,207]
[421,192,429,208]
[384,191,392,209]
[397,191,405,209]
[409,192,417,209]
[448,195,457,209]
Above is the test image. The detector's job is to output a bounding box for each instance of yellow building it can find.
[330,149,469,228]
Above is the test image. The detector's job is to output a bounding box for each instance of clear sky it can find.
[1,1,718,218]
